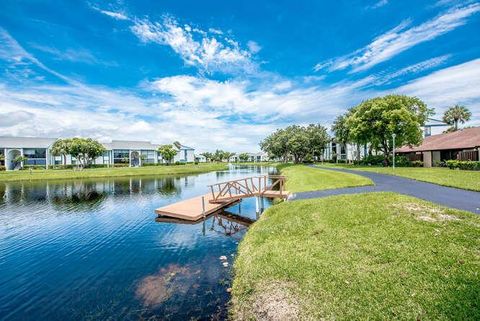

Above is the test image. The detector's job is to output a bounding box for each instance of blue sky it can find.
[0,0,479,151]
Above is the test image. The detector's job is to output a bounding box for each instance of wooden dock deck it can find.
[155,175,289,221]
[155,193,239,221]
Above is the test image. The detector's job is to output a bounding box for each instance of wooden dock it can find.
[155,193,239,221]
[155,175,289,221]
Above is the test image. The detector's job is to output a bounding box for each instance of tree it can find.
[158,144,178,164]
[306,124,329,161]
[13,155,28,168]
[68,138,106,168]
[200,152,213,162]
[442,105,471,131]
[239,152,250,162]
[260,124,329,163]
[224,152,235,162]
[51,138,72,165]
[347,94,431,165]
[260,128,290,162]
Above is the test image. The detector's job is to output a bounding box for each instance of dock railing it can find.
[207,175,286,203]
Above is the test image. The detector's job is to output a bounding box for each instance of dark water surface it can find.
[0,165,275,321]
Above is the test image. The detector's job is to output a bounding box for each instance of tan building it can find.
[397,127,480,167]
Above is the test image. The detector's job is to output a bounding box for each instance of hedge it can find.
[445,160,480,171]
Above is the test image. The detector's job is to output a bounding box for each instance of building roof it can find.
[0,136,57,148]
[397,127,480,153]
[103,140,160,150]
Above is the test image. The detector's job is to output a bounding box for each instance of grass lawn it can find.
[280,164,373,193]
[232,192,480,320]
[0,163,227,182]
[320,163,480,192]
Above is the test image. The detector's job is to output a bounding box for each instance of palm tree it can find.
[442,105,472,131]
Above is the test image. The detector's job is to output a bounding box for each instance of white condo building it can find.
[0,137,195,170]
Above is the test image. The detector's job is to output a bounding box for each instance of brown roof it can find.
[397,127,480,153]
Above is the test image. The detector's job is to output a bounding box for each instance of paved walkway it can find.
[291,166,480,214]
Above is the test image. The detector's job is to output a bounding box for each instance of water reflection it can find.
[0,166,275,321]
[0,176,188,208]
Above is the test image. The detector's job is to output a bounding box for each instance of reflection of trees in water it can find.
[2,175,188,208]
[0,183,5,205]
[157,177,181,196]
[50,181,107,211]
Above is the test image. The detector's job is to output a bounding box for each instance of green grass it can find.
[232,192,480,320]
[0,163,227,182]
[320,163,480,192]
[280,164,373,193]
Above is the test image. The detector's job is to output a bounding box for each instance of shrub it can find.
[446,160,480,170]
[114,163,129,168]
[22,165,46,170]
[174,161,186,165]
[411,160,424,167]
[359,155,385,166]
[0,165,5,171]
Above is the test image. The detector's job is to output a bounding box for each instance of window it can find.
[113,150,129,164]
[141,150,156,164]
[23,148,47,166]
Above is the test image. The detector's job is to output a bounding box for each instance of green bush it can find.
[446,160,480,170]
[0,165,5,171]
[22,165,46,170]
[174,161,186,165]
[411,160,424,167]
[114,163,129,168]
[359,155,385,166]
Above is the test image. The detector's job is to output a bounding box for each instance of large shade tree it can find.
[68,138,106,168]
[158,144,178,164]
[346,94,432,165]
[260,124,330,163]
[51,138,73,165]
[442,105,471,131]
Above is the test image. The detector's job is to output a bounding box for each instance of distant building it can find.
[0,137,195,170]
[322,140,368,162]
[423,118,449,137]
[195,154,207,163]
[229,152,270,162]
[397,127,480,167]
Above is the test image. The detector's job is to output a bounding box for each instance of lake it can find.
[0,165,276,320]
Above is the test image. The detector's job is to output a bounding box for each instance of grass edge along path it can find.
[232,192,480,320]
[319,163,480,192]
[279,164,373,193]
[0,163,228,182]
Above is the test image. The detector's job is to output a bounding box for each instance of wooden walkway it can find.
[155,175,289,221]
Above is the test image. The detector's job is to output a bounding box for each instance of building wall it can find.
[423,151,432,167]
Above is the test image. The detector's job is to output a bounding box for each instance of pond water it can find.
[0,165,276,321]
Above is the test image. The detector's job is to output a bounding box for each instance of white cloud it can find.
[368,0,389,9]
[247,41,262,54]
[397,58,480,125]
[99,10,129,20]
[130,16,256,74]
[314,3,480,73]
[375,55,451,85]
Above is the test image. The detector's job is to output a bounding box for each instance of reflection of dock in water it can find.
[155,208,255,238]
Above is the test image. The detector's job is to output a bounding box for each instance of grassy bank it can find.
[232,192,480,320]
[0,163,228,182]
[319,163,480,192]
[280,164,373,192]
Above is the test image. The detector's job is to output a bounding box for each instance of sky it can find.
[0,0,479,152]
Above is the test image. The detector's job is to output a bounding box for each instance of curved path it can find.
[291,166,480,214]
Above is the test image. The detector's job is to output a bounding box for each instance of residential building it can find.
[0,136,195,170]
[229,152,270,163]
[322,140,368,162]
[397,127,480,167]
